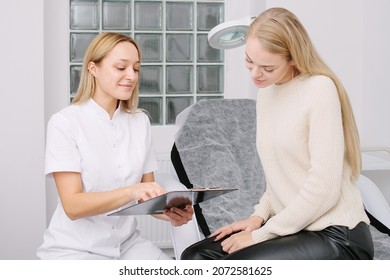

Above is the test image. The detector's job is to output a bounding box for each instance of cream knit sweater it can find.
[251,75,369,243]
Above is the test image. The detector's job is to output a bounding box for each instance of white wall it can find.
[44,0,69,226]
[361,0,390,147]
[0,1,46,259]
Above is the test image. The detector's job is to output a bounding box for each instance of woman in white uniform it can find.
[37,32,193,260]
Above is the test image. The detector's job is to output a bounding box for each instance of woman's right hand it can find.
[210,216,264,241]
[127,182,166,202]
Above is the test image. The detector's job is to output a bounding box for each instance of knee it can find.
[180,238,223,260]
[180,246,200,260]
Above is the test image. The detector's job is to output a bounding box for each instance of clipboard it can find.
[108,188,237,216]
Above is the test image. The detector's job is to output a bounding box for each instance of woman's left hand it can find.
[163,204,194,226]
[221,231,255,254]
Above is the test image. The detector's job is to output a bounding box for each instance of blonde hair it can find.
[248,7,361,179]
[72,32,142,114]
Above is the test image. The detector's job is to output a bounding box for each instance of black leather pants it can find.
[181,222,374,260]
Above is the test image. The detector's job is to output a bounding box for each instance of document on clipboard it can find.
[108,188,237,216]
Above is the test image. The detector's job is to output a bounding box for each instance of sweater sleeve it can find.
[251,189,274,222]
[252,76,345,243]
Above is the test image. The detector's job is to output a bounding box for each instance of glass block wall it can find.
[69,0,224,125]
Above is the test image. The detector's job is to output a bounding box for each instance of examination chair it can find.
[168,98,390,260]
[358,175,390,235]
[357,175,390,259]
[169,98,266,259]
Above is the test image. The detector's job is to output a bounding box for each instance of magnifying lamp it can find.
[208,16,255,49]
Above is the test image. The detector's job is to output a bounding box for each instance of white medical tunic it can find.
[37,99,165,259]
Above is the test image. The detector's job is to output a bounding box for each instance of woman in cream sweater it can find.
[181,7,374,260]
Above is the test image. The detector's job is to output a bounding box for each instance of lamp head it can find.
[208,16,255,49]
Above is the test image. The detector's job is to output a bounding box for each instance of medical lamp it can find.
[207,16,255,49]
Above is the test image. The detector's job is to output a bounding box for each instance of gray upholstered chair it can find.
[169,98,266,259]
